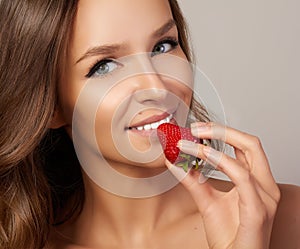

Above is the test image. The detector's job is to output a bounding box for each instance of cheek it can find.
[162,75,193,106]
[95,84,130,124]
[95,97,117,133]
[94,86,129,154]
[179,84,193,105]
[153,50,194,106]
[186,87,193,106]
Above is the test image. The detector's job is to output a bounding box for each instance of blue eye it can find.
[86,59,119,78]
[151,38,179,56]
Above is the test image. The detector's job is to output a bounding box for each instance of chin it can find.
[106,156,167,178]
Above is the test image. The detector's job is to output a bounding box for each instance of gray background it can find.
[178,0,300,185]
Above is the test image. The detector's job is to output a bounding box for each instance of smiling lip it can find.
[126,112,174,131]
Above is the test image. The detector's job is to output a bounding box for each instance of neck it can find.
[57,169,197,247]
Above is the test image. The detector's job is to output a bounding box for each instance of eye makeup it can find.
[85,36,179,79]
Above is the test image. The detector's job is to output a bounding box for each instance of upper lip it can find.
[128,111,172,129]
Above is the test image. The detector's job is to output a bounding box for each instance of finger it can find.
[177,139,219,179]
[234,147,248,168]
[165,159,216,213]
[191,122,263,156]
[178,139,265,202]
[202,146,280,205]
[191,122,278,196]
[179,139,280,204]
[192,122,272,177]
[180,142,244,188]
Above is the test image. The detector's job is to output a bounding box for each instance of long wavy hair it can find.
[0,1,209,248]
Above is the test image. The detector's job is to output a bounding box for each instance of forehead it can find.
[71,0,173,59]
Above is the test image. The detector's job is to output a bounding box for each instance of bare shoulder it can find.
[270,183,300,249]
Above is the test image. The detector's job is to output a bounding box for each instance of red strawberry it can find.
[157,123,201,170]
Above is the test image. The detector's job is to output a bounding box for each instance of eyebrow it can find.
[75,19,176,64]
[152,19,176,39]
[75,44,124,64]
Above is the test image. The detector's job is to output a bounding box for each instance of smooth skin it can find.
[48,0,300,248]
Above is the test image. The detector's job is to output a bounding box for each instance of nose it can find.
[130,54,168,104]
[132,73,168,104]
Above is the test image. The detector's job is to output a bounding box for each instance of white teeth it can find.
[143,124,152,130]
[151,122,159,129]
[158,120,165,125]
[132,113,173,131]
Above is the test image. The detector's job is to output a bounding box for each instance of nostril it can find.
[133,88,168,104]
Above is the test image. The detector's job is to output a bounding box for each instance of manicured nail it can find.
[165,159,188,181]
[198,172,208,184]
[202,146,222,167]
[191,123,210,136]
[177,140,198,157]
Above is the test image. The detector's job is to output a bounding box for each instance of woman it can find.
[0,0,299,248]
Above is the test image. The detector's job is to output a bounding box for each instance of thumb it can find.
[165,159,215,213]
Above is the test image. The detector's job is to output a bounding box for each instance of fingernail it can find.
[165,159,188,182]
[177,140,198,157]
[198,172,208,184]
[202,146,222,167]
[191,123,210,136]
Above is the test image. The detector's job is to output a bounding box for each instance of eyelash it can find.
[85,58,117,78]
[85,37,179,78]
[151,37,179,56]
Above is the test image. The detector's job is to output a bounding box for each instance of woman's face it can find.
[58,0,193,175]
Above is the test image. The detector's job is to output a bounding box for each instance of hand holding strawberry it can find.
[162,122,280,249]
